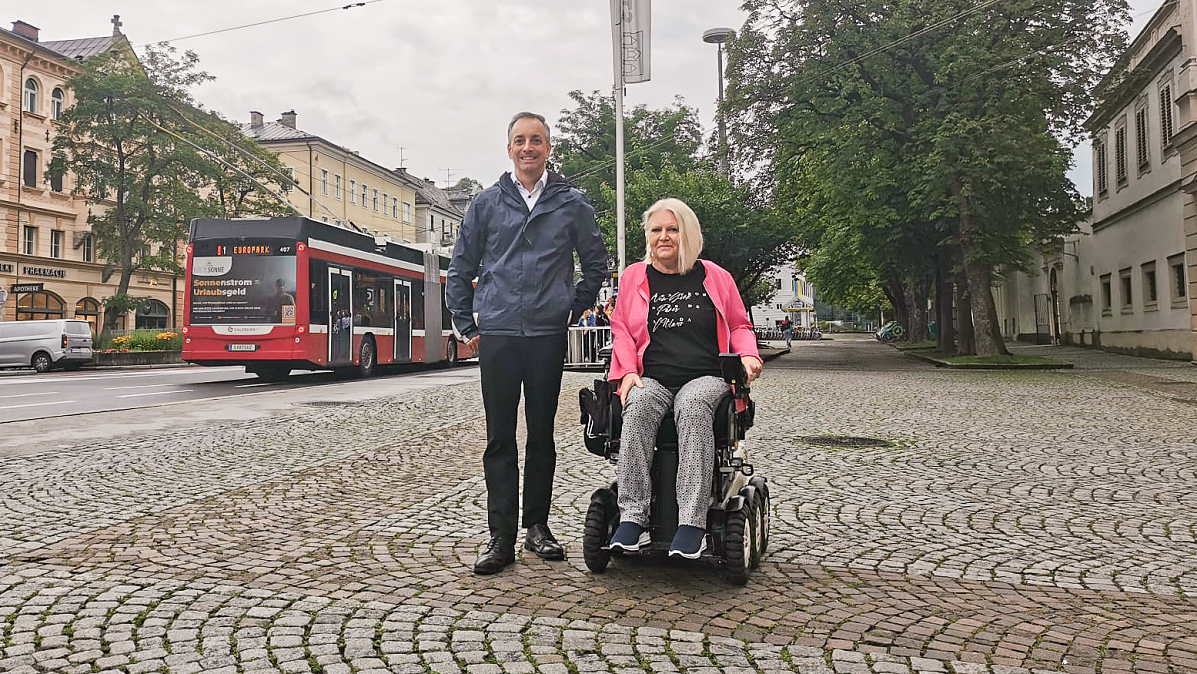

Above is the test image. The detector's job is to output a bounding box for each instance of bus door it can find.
[329,268,353,365]
[394,279,412,362]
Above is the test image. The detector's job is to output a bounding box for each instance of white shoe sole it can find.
[606,531,651,552]
[668,537,708,560]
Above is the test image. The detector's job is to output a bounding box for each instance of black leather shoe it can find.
[524,523,565,560]
[473,535,516,575]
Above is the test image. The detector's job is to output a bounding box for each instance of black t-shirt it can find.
[642,264,721,388]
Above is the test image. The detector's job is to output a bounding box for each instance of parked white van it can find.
[0,319,94,373]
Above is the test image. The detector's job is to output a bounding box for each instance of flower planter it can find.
[92,350,183,367]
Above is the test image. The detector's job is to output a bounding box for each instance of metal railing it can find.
[565,326,612,370]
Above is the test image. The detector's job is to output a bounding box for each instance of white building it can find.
[749,264,815,330]
[999,1,1193,359]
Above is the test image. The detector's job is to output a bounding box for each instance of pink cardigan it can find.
[608,259,762,384]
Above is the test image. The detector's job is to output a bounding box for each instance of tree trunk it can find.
[962,255,1009,356]
[955,266,975,356]
[904,285,930,343]
[955,189,1008,357]
[103,246,136,334]
[884,276,908,330]
[936,249,955,353]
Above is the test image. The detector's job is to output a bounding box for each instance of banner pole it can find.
[611,0,626,274]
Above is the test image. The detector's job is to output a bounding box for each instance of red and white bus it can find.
[183,216,466,379]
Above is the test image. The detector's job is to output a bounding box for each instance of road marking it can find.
[0,392,59,400]
[0,400,75,411]
[117,389,195,398]
[0,366,243,386]
[235,383,271,388]
[103,384,173,390]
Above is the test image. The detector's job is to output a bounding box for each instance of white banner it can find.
[612,0,651,84]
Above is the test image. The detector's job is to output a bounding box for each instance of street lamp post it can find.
[703,27,733,176]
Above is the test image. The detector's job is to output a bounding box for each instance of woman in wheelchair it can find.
[606,198,763,559]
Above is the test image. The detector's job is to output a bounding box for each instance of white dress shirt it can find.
[510,170,548,211]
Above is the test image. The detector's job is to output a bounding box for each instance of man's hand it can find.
[741,356,762,384]
[466,335,480,357]
[618,373,643,405]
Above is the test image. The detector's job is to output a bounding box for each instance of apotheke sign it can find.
[22,266,66,278]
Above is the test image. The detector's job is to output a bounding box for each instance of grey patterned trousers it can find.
[617,375,728,529]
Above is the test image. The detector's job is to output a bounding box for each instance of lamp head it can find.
[703,27,733,44]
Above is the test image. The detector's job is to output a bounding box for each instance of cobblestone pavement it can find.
[3,336,1196,674]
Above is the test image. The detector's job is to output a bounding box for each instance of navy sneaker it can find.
[606,522,650,551]
[668,525,708,559]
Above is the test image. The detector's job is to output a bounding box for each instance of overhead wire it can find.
[141,1,389,47]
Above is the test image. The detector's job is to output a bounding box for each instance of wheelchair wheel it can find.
[583,490,617,573]
[750,476,770,557]
[748,489,765,570]
[724,500,752,585]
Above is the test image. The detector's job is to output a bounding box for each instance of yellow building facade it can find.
[243,111,421,243]
[0,18,177,330]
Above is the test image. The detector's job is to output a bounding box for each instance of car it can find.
[0,319,94,373]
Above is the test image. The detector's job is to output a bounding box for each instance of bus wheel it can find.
[357,336,376,378]
[446,337,459,366]
[249,364,290,382]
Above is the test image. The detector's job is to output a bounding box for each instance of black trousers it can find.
[478,333,567,539]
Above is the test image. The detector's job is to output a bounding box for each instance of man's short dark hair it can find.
[508,112,550,143]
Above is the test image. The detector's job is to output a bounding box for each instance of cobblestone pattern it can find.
[2,337,1197,673]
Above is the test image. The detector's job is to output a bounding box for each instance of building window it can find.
[392,198,398,219]
[75,297,100,334]
[136,299,170,329]
[383,193,389,217]
[373,189,379,212]
[1160,83,1174,146]
[1142,262,1157,307]
[50,230,63,258]
[23,150,37,188]
[1115,123,1127,183]
[17,290,65,321]
[1170,254,1187,303]
[349,179,357,204]
[1119,268,1132,311]
[361,184,368,207]
[23,78,38,114]
[1134,106,1149,169]
[1095,138,1108,195]
[321,169,329,195]
[403,202,412,223]
[334,174,342,200]
[22,226,36,255]
[1100,274,1112,314]
[82,234,94,262]
[50,170,63,192]
[51,88,65,120]
[281,167,294,194]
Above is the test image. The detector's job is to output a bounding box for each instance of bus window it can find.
[375,279,394,327]
[412,280,425,330]
[354,272,378,326]
[309,259,328,323]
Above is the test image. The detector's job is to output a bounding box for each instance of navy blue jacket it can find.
[446,171,607,340]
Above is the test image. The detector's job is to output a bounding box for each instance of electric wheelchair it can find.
[577,348,770,585]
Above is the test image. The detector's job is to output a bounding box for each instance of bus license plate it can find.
[227,344,259,352]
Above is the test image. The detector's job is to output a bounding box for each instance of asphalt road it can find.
[0,364,468,424]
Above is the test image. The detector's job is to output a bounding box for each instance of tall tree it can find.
[726,0,1128,354]
[49,44,290,332]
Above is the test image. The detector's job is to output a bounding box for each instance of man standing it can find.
[780,315,793,348]
[446,112,607,574]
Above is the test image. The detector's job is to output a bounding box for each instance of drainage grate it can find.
[300,401,360,408]
[796,435,892,448]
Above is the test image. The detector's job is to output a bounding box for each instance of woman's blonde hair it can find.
[642,198,704,274]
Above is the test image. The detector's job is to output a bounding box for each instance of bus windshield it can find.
[189,240,298,325]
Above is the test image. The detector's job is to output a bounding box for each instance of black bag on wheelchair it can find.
[579,379,620,457]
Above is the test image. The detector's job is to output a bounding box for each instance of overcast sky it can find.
[17,0,1159,197]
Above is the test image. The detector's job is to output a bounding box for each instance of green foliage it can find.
[97,329,181,352]
[724,0,1128,354]
[554,90,704,217]
[49,42,291,331]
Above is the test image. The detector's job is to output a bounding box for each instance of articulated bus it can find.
[183,216,466,379]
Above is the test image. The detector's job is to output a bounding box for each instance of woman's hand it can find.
[741,355,762,384]
[618,373,643,405]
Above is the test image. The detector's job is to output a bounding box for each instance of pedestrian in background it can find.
[780,315,793,347]
[446,111,608,575]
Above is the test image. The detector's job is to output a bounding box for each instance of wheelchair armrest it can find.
[719,353,750,400]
